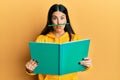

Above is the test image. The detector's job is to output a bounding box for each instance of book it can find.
[29,39,90,75]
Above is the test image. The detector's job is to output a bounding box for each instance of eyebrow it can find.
[52,15,65,17]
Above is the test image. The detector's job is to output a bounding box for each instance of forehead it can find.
[52,11,66,17]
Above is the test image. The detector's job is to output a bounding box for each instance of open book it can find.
[29,39,90,75]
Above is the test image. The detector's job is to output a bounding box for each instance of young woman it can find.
[25,4,92,80]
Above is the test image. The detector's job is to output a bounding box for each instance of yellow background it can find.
[0,0,120,80]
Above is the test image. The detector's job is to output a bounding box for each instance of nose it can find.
[57,18,60,24]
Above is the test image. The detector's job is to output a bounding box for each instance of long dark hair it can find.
[40,4,75,41]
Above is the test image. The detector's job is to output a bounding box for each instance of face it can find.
[51,11,67,33]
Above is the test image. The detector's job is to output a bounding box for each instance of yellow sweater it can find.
[30,32,82,80]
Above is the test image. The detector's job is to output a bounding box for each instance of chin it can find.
[56,30,62,33]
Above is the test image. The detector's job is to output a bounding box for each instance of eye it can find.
[52,16,57,20]
[61,17,65,20]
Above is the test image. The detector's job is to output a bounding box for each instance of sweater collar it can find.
[46,32,69,39]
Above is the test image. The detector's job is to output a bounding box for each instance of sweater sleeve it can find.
[72,34,80,41]
[26,70,46,80]
[38,74,46,80]
[35,35,47,42]
[26,70,36,76]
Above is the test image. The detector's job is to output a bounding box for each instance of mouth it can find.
[56,26,62,29]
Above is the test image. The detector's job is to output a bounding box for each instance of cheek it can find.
[62,18,67,23]
[63,19,67,23]
[52,20,57,24]
[62,25,65,28]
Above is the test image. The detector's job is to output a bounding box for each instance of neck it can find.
[53,31,65,38]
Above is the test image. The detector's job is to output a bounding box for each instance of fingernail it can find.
[82,58,84,60]
[36,61,38,63]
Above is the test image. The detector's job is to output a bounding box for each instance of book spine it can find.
[59,44,63,75]
[58,45,60,75]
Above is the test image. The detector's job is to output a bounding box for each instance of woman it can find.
[25,4,92,80]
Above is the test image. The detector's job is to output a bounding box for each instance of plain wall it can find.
[0,0,120,80]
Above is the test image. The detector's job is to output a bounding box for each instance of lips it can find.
[56,26,62,29]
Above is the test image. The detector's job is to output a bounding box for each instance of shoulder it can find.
[36,35,46,39]
[35,35,47,42]
[71,34,80,40]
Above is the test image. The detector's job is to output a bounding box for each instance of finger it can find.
[84,62,91,67]
[84,57,89,59]
[80,61,85,65]
[35,60,38,64]
[80,59,90,64]
[84,59,92,62]
[34,60,38,64]
[80,61,91,66]
[29,66,33,71]
[85,64,91,67]
[83,58,90,61]
[84,60,92,63]
[84,60,91,64]
[32,61,38,66]
[27,64,32,71]
[25,62,31,69]
[30,66,35,71]
[30,59,34,63]
[28,60,33,65]
[29,63,36,71]
[32,63,38,69]
[29,60,36,65]
[85,62,91,65]
[30,64,38,71]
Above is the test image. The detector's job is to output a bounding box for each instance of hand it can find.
[80,57,92,68]
[25,59,38,72]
